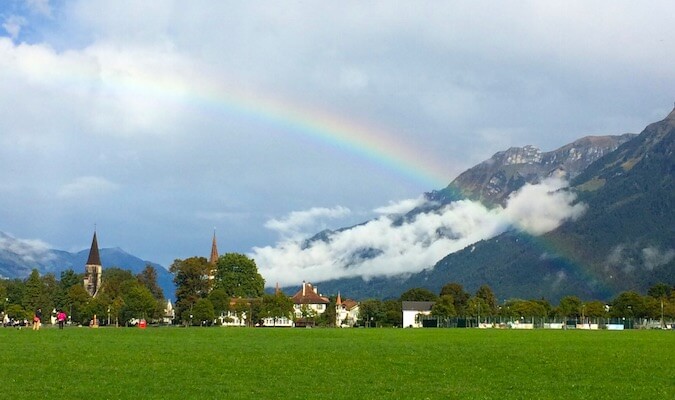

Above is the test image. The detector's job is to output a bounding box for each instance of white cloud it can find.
[0,232,54,263]
[642,247,675,271]
[264,206,351,240]
[57,176,119,199]
[373,197,428,215]
[503,177,587,235]
[253,180,586,286]
[26,0,52,17]
[2,15,27,39]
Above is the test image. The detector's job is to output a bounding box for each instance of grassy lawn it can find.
[1,327,673,399]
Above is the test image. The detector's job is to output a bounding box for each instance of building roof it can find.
[291,282,330,305]
[341,299,359,311]
[402,301,435,311]
[86,231,101,266]
[210,230,219,265]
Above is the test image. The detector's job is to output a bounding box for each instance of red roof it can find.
[291,282,329,305]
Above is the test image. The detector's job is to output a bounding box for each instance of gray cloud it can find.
[0,1,672,268]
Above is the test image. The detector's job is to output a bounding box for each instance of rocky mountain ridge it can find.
[431,133,635,206]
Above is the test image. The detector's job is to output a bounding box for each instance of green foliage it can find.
[190,298,215,325]
[207,288,230,316]
[475,284,498,314]
[399,287,438,302]
[260,291,294,323]
[431,295,456,318]
[170,257,211,322]
[214,253,265,298]
[557,296,582,318]
[137,264,165,301]
[439,282,470,315]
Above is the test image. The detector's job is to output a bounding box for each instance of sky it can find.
[1,1,674,286]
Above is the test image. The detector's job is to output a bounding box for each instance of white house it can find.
[402,301,435,328]
[336,292,359,327]
[291,282,330,324]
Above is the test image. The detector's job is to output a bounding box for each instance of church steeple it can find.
[83,230,103,297]
[209,229,219,265]
[86,231,101,266]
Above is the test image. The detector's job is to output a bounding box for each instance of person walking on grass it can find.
[33,308,42,330]
[57,310,67,329]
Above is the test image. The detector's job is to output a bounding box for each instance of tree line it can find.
[358,282,675,327]
[3,252,672,328]
[0,265,165,326]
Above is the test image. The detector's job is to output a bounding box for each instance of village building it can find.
[291,281,330,326]
[83,231,102,297]
[402,301,435,328]
[336,292,359,327]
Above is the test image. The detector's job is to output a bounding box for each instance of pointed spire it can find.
[209,229,219,265]
[336,291,342,306]
[275,282,280,295]
[86,231,101,266]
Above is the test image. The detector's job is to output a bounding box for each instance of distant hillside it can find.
[0,234,175,300]
[294,109,674,302]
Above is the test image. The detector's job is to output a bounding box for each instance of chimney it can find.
[302,281,306,296]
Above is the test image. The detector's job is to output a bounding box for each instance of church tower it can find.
[210,230,219,265]
[83,231,103,297]
[208,230,219,282]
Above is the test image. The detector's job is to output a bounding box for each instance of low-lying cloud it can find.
[253,178,586,287]
[0,232,55,264]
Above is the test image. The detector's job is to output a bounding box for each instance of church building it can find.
[83,231,103,297]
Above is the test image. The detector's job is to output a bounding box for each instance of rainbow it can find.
[59,57,455,190]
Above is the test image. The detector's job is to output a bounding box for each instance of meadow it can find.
[1,327,673,399]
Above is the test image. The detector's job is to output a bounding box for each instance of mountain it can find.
[295,109,673,302]
[428,134,635,207]
[0,233,176,300]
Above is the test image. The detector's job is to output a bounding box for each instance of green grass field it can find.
[1,327,673,399]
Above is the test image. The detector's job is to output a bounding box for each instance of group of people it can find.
[29,308,68,330]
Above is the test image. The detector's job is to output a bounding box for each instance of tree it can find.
[400,287,438,302]
[67,284,92,324]
[647,283,671,299]
[22,269,44,317]
[170,257,211,323]
[467,297,490,322]
[191,298,215,326]
[260,291,294,325]
[214,253,265,298]
[557,296,582,320]
[56,269,81,311]
[475,285,498,315]
[137,264,165,301]
[610,291,646,319]
[431,295,456,318]
[440,283,470,316]
[123,283,158,322]
[583,300,607,320]
[208,288,230,320]
[358,299,386,327]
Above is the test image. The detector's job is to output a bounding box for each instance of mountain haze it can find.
[0,233,175,300]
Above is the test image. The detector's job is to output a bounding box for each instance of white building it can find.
[291,282,330,325]
[336,292,359,327]
[402,301,435,328]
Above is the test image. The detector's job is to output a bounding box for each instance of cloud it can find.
[0,232,54,263]
[264,206,351,240]
[2,15,27,39]
[253,180,586,286]
[26,0,52,17]
[373,196,429,215]
[503,177,587,235]
[642,247,675,271]
[57,176,119,199]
